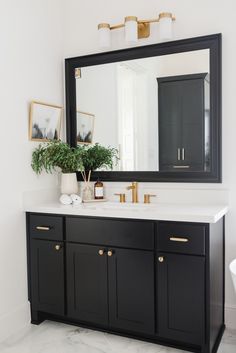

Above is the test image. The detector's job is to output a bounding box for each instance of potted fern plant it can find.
[31,140,82,194]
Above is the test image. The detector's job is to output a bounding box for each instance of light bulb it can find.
[159,12,173,40]
[125,16,138,43]
[98,23,111,48]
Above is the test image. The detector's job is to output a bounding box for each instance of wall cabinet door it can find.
[157,253,205,345]
[30,240,64,315]
[108,248,155,335]
[67,243,108,327]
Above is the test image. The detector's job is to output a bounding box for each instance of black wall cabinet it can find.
[158,74,207,172]
[26,213,225,353]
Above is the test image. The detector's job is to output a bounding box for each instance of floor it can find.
[0,321,235,353]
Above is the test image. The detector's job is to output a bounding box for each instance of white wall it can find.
[63,0,236,328]
[0,0,64,342]
[1,0,235,343]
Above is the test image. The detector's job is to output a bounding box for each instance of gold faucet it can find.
[126,182,138,203]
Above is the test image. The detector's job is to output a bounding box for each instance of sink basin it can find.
[82,202,158,212]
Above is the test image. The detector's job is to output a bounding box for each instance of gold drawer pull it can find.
[107,250,113,257]
[173,165,190,169]
[36,226,50,231]
[170,237,189,243]
[55,245,61,251]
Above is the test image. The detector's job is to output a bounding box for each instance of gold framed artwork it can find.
[76,110,95,144]
[29,101,63,141]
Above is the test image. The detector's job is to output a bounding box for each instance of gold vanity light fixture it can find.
[98,12,176,48]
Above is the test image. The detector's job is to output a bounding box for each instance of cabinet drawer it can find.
[66,217,154,250]
[157,222,206,255]
[29,215,63,241]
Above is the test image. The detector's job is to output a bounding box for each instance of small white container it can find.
[61,173,78,194]
[229,259,236,293]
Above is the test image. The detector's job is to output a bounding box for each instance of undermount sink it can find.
[82,202,159,212]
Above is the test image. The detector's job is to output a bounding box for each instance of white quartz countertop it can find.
[24,201,229,223]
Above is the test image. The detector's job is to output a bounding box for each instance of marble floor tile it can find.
[0,321,235,353]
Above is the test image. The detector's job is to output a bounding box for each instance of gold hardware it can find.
[125,16,138,22]
[98,249,105,256]
[36,226,50,231]
[177,148,181,161]
[98,23,110,30]
[127,182,138,203]
[173,165,190,169]
[99,12,176,40]
[170,237,189,243]
[144,194,156,204]
[55,245,61,251]
[158,12,176,21]
[158,256,164,263]
[182,148,185,161]
[110,23,125,30]
[114,193,126,203]
[107,250,113,257]
[75,68,81,79]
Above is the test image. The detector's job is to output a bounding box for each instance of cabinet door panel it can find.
[109,248,155,335]
[157,253,205,345]
[181,78,205,170]
[67,244,108,327]
[30,240,64,315]
[158,81,182,170]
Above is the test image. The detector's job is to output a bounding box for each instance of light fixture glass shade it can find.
[125,16,138,43]
[159,13,173,40]
[98,23,111,48]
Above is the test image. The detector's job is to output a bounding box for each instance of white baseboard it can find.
[0,303,30,343]
[225,304,236,329]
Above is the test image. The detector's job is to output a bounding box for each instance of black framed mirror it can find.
[65,34,221,183]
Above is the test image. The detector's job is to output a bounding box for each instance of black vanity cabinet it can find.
[26,213,225,353]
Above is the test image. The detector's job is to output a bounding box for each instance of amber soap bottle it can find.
[94,179,104,199]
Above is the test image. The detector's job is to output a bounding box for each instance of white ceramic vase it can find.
[61,173,78,194]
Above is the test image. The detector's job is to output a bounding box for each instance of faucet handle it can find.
[144,194,156,204]
[114,193,126,203]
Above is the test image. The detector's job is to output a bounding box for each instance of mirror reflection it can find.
[75,49,210,172]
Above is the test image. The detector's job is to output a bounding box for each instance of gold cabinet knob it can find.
[55,245,61,251]
[158,256,164,263]
[98,249,104,256]
[107,250,113,257]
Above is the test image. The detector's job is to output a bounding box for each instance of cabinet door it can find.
[67,244,108,327]
[157,253,205,345]
[158,80,182,170]
[181,78,205,171]
[30,240,64,315]
[108,248,155,335]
